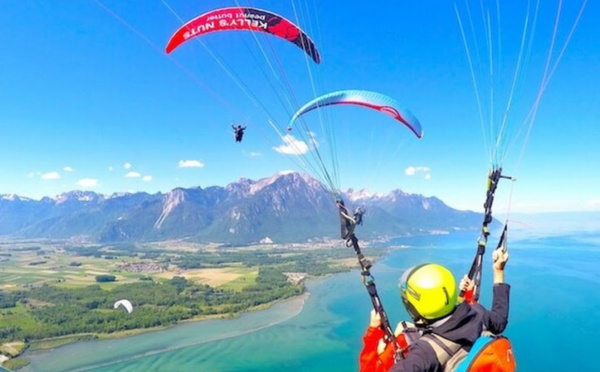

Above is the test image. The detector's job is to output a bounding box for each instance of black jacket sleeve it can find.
[482,283,510,334]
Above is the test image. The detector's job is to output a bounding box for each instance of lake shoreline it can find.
[4,238,409,371]
[16,237,403,350]
[12,291,312,371]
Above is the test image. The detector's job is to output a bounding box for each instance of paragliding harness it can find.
[336,198,407,362]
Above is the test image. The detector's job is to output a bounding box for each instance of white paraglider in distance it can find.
[113,299,133,313]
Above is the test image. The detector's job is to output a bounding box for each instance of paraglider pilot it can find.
[233,124,247,143]
[359,250,511,372]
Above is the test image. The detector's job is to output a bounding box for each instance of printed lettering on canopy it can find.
[166,7,321,63]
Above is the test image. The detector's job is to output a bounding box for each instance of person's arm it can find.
[483,249,510,334]
[360,311,437,372]
[359,310,389,372]
[492,248,507,284]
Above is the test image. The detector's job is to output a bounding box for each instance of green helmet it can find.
[400,263,458,323]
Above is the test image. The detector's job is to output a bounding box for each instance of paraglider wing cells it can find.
[288,90,423,138]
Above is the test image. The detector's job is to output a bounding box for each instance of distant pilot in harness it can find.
[233,124,247,143]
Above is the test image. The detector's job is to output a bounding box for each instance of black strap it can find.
[496,224,508,253]
[461,168,511,302]
[427,334,457,355]
[421,333,463,368]
[338,198,403,361]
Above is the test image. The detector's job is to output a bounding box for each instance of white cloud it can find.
[589,199,600,209]
[405,166,431,179]
[178,160,204,168]
[273,134,312,155]
[405,166,430,175]
[63,166,74,172]
[77,178,98,188]
[123,162,132,169]
[125,172,141,178]
[108,166,114,172]
[249,152,262,157]
[142,175,152,182]
[41,172,60,180]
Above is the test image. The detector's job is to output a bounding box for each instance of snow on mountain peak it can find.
[345,188,384,201]
[1,194,32,201]
[276,170,295,176]
[54,191,103,204]
[108,192,132,199]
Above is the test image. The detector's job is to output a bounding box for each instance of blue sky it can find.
[0,0,598,214]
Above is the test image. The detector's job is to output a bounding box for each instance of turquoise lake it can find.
[21,229,600,371]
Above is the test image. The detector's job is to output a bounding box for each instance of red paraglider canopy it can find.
[165,7,321,63]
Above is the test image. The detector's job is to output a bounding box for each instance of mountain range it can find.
[0,172,484,244]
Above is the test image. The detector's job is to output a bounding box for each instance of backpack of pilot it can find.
[452,335,516,372]
[424,333,516,372]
